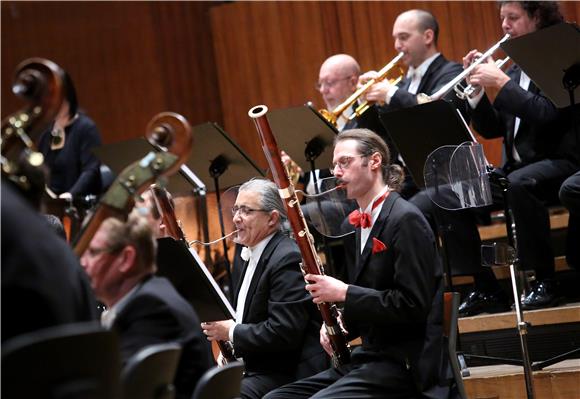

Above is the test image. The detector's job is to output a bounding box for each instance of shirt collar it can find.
[406,52,440,80]
[243,232,276,262]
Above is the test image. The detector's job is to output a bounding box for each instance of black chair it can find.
[191,361,244,399]
[1,321,121,399]
[444,292,468,399]
[121,342,182,399]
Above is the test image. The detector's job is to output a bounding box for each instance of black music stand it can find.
[267,104,337,179]
[501,22,580,108]
[267,104,339,270]
[380,100,476,189]
[156,237,235,322]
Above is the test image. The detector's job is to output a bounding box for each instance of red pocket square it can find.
[372,238,388,254]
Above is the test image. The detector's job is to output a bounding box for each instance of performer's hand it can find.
[469,57,510,90]
[319,324,333,357]
[201,320,234,342]
[462,49,481,70]
[358,70,378,87]
[363,80,390,105]
[304,274,348,304]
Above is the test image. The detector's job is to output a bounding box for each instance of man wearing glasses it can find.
[266,129,445,398]
[80,212,212,399]
[202,178,326,399]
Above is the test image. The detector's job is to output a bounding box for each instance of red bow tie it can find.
[348,210,372,228]
[348,190,390,229]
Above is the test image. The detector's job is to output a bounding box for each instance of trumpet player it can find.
[446,1,578,315]
[360,9,463,110]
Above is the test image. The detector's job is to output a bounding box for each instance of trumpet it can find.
[319,52,405,126]
[417,34,511,103]
[454,56,511,99]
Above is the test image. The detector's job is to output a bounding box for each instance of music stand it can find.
[379,100,476,189]
[501,22,580,108]
[267,104,337,177]
[156,237,235,322]
[267,104,339,270]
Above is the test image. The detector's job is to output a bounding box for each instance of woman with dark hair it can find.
[37,71,102,200]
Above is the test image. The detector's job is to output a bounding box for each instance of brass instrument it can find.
[417,34,511,103]
[454,56,511,99]
[319,52,405,126]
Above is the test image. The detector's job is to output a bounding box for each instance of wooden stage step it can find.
[464,359,580,399]
[457,302,580,370]
[459,302,580,334]
[478,209,569,242]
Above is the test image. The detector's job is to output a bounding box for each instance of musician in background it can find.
[266,129,445,398]
[80,212,212,399]
[201,178,326,399]
[361,9,463,112]
[560,171,580,269]
[37,71,102,200]
[454,0,579,314]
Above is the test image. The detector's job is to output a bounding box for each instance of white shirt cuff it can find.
[467,88,485,109]
[228,323,237,343]
[386,86,399,105]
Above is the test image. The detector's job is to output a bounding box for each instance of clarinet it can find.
[149,184,237,364]
[248,105,351,367]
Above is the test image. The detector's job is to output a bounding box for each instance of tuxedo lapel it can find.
[353,193,398,283]
[505,66,522,154]
[417,55,444,95]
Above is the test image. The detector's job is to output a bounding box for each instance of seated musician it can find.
[201,178,327,399]
[80,212,212,399]
[37,71,102,201]
[265,129,444,398]
[359,8,466,201]
[452,0,577,314]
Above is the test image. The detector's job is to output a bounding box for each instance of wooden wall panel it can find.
[210,1,580,168]
[1,1,223,145]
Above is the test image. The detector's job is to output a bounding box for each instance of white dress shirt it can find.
[229,232,276,342]
[387,52,441,102]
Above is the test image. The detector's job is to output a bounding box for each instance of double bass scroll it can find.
[248,104,351,367]
[73,112,193,256]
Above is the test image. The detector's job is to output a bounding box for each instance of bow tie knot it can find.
[348,210,372,229]
[240,246,251,262]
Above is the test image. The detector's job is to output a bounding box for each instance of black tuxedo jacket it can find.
[343,192,444,391]
[112,275,212,399]
[385,54,464,110]
[470,64,580,170]
[231,231,326,378]
[1,181,97,343]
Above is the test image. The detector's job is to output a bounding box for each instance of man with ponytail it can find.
[266,129,446,398]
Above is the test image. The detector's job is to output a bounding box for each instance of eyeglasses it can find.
[331,154,367,174]
[231,205,269,217]
[85,245,122,258]
[315,76,353,91]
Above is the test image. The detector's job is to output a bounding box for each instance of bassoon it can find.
[149,184,237,364]
[248,105,351,366]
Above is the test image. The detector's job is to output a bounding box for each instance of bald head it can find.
[320,54,360,77]
[318,54,360,110]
